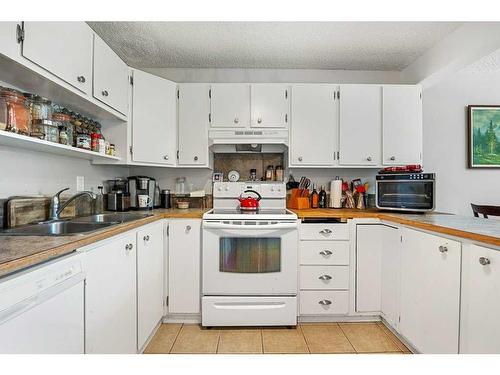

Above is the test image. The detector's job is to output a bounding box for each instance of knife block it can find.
[287,188,310,209]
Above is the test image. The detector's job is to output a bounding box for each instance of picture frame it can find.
[467,105,500,168]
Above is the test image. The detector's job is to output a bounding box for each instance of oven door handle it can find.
[203,221,298,230]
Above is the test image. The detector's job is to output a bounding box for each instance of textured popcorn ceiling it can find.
[88,22,461,70]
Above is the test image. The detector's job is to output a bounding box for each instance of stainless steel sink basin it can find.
[70,212,153,224]
[0,221,115,236]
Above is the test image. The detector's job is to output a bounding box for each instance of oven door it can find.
[376,180,435,211]
[202,220,298,295]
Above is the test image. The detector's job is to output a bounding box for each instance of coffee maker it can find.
[128,176,156,210]
[105,178,131,212]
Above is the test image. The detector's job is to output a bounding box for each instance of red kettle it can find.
[238,190,262,211]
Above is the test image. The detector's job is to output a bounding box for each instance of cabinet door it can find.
[168,220,201,314]
[132,69,177,165]
[210,84,250,128]
[339,85,382,165]
[400,228,461,353]
[22,22,93,94]
[382,85,422,165]
[250,84,289,128]
[380,225,400,329]
[84,232,137,354]
[356,224,382,312]
[460,244,500,353]
[0,22,20,60]
[178,84,210,166]
[290,84,338,166]
[137,221,164,351]
[93,34,129,115]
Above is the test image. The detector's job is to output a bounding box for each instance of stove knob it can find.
[218,186,223,191]
[225,186,230,191]
[271,187,275,192]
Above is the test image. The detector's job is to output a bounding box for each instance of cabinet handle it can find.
[319,250,333,256]
[186,225,191,231]
[318,299,332,306]
[143,235,150,242]
[257,118,262,124]
[298,156,303,162]
[194,156,198,161]
[234,117,239,124]
[390,156,396,161]
[438,245,448,253]
[318,274,332,281]
[163,155,169,160]
[102,90,109,97]
[366,156,372,161]
[77,76,86,83]
[319,229,332,234]
[479,257,491,266]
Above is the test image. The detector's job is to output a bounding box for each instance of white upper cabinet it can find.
[177,84,210,166]
[22,22,93,94]
[339,85,382,166]
[0,22,20,60]
[92,34,129,115]
[131,69,177,166]
[210,84,250,128]
[382,85,422,165]
[400,228,461,354]
[460,244,500,354]
[290,84,338,167]
[250,84,289,128]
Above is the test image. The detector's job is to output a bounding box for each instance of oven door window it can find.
[219,237,281,273]
[378,181,433,209]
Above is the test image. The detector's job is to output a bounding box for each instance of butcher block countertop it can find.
[1,207,500,278]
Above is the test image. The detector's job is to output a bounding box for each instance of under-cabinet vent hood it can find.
[210,143,287,153]
[209,128,289,146]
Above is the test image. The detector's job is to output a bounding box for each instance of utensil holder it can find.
[287,188,311,209]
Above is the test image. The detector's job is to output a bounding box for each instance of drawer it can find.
[300,265,349,290]
[300,223,349,241]
[300,290,349,315]
[300,240,349,265]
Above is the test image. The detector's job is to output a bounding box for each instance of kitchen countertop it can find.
[1,207,499,279]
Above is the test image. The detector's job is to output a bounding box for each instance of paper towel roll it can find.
[329,179,343,208]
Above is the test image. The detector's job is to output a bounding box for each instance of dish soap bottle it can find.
[94,186,104,214]
[318,186,327,208]
[311,184,319,208]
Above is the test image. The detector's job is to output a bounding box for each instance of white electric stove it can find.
[202,181,299,327]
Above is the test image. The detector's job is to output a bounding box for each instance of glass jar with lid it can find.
[0,89,7,131]
[0,87,31,135]
[30,119,59,143]
[23,93,52,122]
[53,110,74,146]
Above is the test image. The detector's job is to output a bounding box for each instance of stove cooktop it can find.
[203,208,297,220]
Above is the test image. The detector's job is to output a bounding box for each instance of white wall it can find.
[423,54,500,216]
[0,145,129,197]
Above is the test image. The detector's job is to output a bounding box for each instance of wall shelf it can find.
[0,130,121,162]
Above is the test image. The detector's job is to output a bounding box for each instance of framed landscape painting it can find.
[468,105,500,168]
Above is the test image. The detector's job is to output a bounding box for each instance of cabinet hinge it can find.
[337,151,340,159]
[16,23,24,44]
[337,90,340,100]
[176,150,179,160]
[209,113,211,123]
[285,89,288,99]
[334,92,336,100]
[400,235,403,243]
[165,296,169,306]
[129,146,133,155]
[166,225,169,236]
[129,76,134,85]
[420,93,422,99]
[399,316,401,323]
[285,113,288,123]
[177,89,179,99]
[209,89,211,99]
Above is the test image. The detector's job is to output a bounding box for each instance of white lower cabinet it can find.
[168,219,201,314]
[83,232,137,354]
[460,244,500,353]
[380,225,401,330]
[299,291,349,315]
[137,221,165,351]
[400,228,461,354]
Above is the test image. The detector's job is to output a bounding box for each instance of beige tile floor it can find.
[144,322,412,354]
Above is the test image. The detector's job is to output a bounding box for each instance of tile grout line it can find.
[215,327,221,354]
[297,324,311,354]
[260,329,264,354]
[168,323,184,354]
[338,323,358,354]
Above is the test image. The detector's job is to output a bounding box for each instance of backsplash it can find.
[213,153,284,181]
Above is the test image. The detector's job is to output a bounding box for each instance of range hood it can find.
[210,143,288,153]
[209,128,289,145]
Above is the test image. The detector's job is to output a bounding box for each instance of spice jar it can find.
[265,165,275,181]
[0,87,31,135]
[53,110,74,146]
[91,132,100,152]
[108,143,115,156]
[275,165,284,182]
[24,93,52,123]
[76,132,91,150]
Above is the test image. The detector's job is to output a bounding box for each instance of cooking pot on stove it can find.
[238,190,262,211]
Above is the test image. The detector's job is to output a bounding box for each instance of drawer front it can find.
[300,265,349,290]
[300,291,349,315]
[300,240,350,265]
[300,224,349,241]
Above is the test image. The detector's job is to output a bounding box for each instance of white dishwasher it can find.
[0,253,85,354]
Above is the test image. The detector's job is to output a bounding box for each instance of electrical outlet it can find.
[76,176,85,192]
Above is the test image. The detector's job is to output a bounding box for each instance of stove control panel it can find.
[213,182,286,198]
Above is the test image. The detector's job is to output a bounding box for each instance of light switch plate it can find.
[76,176,85,192]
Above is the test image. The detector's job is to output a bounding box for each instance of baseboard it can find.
[163,313,201,324]
[138,319,163,354]
[299,315,381,323]
[379,317,417,353]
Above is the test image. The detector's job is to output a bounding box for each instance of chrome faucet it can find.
[49,188,97,221]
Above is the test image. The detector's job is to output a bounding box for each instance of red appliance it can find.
[238,190,262,211]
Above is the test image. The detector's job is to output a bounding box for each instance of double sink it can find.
[0,213,154,236]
